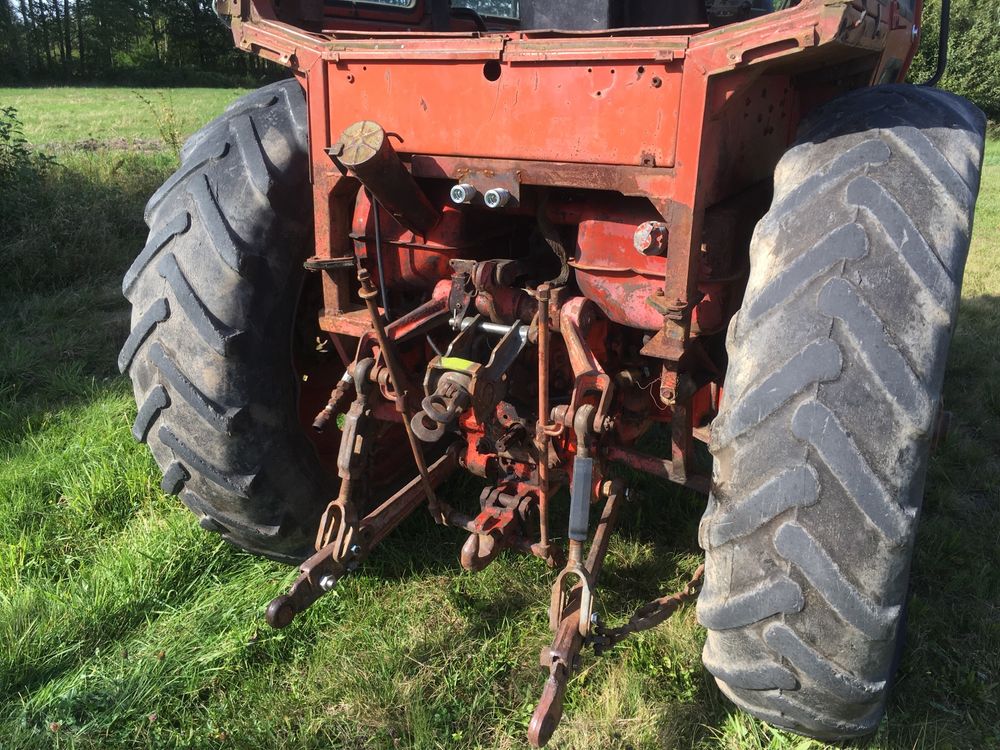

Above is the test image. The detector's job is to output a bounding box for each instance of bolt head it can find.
[319,575,337,592]
[483,188,511,209]
[450,183,476,204]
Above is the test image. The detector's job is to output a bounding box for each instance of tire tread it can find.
[699,85,986,740]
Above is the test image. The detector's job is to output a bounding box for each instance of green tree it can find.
[909,0,1000,118]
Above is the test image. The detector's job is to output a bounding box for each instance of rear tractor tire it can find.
[698,84,986,738]
[120,80,333,563]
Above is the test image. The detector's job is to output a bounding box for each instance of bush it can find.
[909,0,1000,120]
[0,107,54,237]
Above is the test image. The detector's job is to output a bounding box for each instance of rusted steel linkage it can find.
[358,266,445,518]
[358,267,476,531]
[265,448,459,629]
[590,564,704,655]
[528,480,625,748]
[528,473,705,746]
[534,283,554,562]
[605,444,711,495]
[459,486,564,572]
[312,371,354,432]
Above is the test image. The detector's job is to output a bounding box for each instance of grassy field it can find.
[0,87,250,148]
[0,87,997,750]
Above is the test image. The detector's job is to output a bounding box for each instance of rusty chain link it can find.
[589,563,704,655]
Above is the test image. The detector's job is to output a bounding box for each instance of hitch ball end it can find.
[265,595,296,629]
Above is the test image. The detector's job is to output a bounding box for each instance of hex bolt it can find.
[450,183,477,204]
[483,188,511,209]
[633,221,668,256]
[319,575,337,592]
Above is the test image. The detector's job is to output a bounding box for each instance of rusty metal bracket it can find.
[453,166,522,207]
[460,485,564,572]
[460,504,518,572]
[265,448,459,629]
[304,256,357,271]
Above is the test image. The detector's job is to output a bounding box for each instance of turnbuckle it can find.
[529,479,624,748]
[528,479,704,747]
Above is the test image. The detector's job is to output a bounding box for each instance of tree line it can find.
[0,0,997,118]
[0,0,270,84]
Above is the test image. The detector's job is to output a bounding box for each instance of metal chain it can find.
[589,563,704,654]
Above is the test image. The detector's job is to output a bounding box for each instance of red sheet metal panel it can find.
[323,56,684,167]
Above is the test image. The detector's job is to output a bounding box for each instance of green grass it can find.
[0,88,998,749]
[0,87,250,147]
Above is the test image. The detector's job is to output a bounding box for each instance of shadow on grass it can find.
[879,292,1000,747]
[0,151,171,451]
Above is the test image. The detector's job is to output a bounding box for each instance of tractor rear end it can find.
[120,0,987,743]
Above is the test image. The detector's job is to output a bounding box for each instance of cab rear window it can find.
[456,1,518,19]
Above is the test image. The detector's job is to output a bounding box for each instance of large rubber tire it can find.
[120,80,333,563]
[697,84,985,738]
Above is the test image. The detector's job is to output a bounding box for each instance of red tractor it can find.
[119,0,986,743]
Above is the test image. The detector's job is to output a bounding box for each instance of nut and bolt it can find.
[319,575,337,592]
[345,543,363,571]
[633,221,668,256]
[450,183,477,204]
[483,188,511,209]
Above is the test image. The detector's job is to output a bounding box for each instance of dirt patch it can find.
[39,137,167,153]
